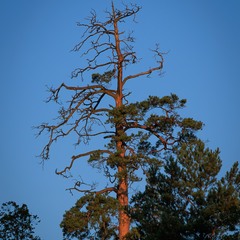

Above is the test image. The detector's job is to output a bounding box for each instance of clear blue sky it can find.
[0,1,239,239]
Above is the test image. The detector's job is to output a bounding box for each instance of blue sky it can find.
[0,1,240,239]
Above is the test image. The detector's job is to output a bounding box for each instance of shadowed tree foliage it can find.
[0,201,41,240]
[61,194,119,240]
[130,139,240,240]
[36,2,202,239]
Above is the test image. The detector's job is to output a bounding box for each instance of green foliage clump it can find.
[61,193,119,240]
[91,70,115,84]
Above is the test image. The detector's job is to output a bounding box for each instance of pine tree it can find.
[130,140,240,240]
[37,2,202,239]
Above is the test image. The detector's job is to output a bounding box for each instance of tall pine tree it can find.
[130,140,240,240]
[37,2,202,239]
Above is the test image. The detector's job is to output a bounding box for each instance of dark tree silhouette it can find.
[0,201,41,240]
[130,140,240,240]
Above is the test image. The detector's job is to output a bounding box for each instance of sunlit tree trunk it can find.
[113,4,130,237]
[118,165,129,239]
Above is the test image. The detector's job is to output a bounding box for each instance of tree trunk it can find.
[117,144,130,239]
[118,173,129,239]
[115,81,129,238]
[115,99,130,238]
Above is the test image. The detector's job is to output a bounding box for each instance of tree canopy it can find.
[0,201,41,240]
[130,140,240,240]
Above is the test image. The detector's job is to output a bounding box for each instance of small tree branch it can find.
[125,122,167,148]
[67,183,117,195]
[96,187,117,195]
[123,65,163,85]
[55,149,112,176]
[122,49,164,85]
[72,61,117,79]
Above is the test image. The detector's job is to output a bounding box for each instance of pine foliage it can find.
[130,140,240,240]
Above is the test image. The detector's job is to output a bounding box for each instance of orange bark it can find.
[116,139,130,239]
[115,98,130,239]
[112,2,130,238]
[118,167,129,239]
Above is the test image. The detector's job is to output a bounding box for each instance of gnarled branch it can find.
[55,149,113,176]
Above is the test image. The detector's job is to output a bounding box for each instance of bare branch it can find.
[48,83,116,101]
[123,65,163,85]
[123,50,164,85]
[72,61,117,79]
[55,149,112,176]
[67,181,117,195]
[95,187,117,195]
[111,2,141,23]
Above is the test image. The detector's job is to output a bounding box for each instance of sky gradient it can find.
[1,1,240,239]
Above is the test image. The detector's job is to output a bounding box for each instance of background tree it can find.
[0,201,41,240]
[60,193,118,240]
[130,139,240,240]
[37,2,202,239]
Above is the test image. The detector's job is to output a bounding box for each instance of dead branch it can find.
[123,65,163,85]
[123,48,164,85]
[55,149,113,176]
[67,181,117,195]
